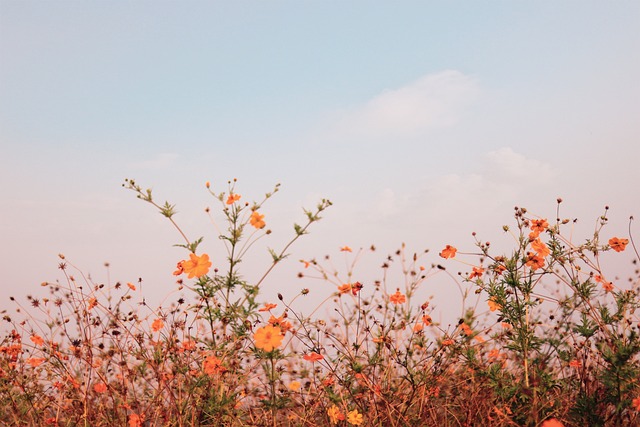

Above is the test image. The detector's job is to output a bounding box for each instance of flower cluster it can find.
[2,182,637,427]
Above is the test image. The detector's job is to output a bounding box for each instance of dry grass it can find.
[1,180,639,427]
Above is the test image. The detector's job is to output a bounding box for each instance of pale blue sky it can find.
[1,2,639,324]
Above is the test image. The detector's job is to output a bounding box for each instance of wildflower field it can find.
[1,179,639,427]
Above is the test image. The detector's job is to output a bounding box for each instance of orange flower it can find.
[488,297,501,312]
[530,218,549,233]
[127,282,136,291]
[26,357,45,367]
[203,354,226,375]
[87,297,98,310]
[439,245,457,259]
[327,404,345,424]
[268,315,292,333]
[253,325,284,352]
[178,253,212,279]
[337,284,351,294]
[541,418,564,427]
[632,396,640,411]
[441,339,454,346]
[468,266,484,279]
[609,237,629,252]
[488,349,501,361]
[422,314,432,326]
[413,322,424,332]
[288,381,301,392]
[303,352,324,362]
[321,377,334,388]
[30,335,44,346]
[525,252,545,270]
[340,246,352,252]
[569,359,581,368]
[493,264,506,275]
[389,289,406,305]
[180,340,196,352]
[460,323,473,336]
[259,303,277,312]
[93,382,107,393]
[151,318,164,332]
[128,413,144,427]
[172,261,184,276]
[346,409,363,425]
[250,211,266,229]
[602,281,614,292]
[531,238,551,258]
[226,193,241,204]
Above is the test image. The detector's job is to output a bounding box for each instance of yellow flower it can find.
[250,211,266,229]
[347,409,363,425]
[488,297,501,312]
[327,404,344,424]
[253,325,284,352]
[337,284,351,294]
[288,381,301,391]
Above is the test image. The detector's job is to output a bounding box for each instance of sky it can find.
[1,2,639,326]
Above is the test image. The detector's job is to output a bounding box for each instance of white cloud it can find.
[482,147,554,185]
[331,70,480,139]
[129,152,179,170]
[419,147,556,208]
[341,147,557,249]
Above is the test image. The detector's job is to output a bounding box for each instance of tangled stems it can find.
[3,181,640,426]
[123,178,331,345]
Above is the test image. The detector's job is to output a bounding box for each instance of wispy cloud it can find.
[422,147,555,208]
[340,147,557,248]
[129,153,179,170]
[329,70,480,140]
